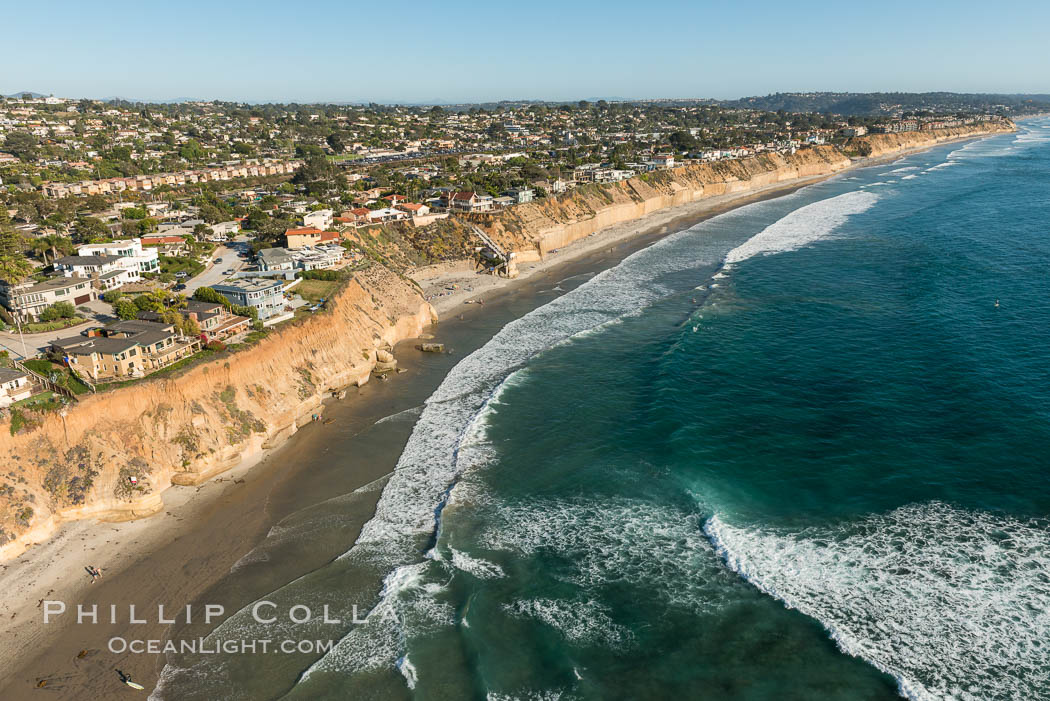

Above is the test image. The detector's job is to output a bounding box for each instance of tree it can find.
[231,304,258,322]
[73,216,111,243]
[121,206,148,220]
[179,139,205,161]
[244,209,269,232]
[295,143,324,159]
[39,301,76,322]
[32,234,73,265]
[193,287,230,306]
[0,210,31,287]
[199,204,223,224]
[3,132,38,161]
[180,316,201,337]
[82,194,109,213]
[133,291,166,312]
[668,130,698,152]
[326,133,345,153]
[113,298,138,320]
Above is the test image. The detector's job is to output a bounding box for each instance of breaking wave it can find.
[705,503,1050,701]
[724,190,880,265]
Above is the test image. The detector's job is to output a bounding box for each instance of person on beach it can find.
[86,565,102,583]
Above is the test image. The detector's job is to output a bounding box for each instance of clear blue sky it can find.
[5,0,1048,103]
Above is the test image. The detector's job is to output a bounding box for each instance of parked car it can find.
[173,283,187,291]
[214,258,223,264]
[175,271,188,278]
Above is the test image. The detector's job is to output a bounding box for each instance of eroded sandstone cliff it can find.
[0,266,434,559]
[0,122,1014,559]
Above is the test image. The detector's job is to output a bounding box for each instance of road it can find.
[183,243,250,294]
[0,319,97,359]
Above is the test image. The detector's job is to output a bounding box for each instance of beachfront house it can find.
[303,209,334,230]
[51,335,144,381]
[442,191,494,213]
[285,227,341,249]
[0,368,32,407]
[212,278,286,321]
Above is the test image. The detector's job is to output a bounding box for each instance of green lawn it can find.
[22,316,87,334]
[295,279,340,304]
[20,359,93,395]
[11,391,63,411]
[159,256,205,278]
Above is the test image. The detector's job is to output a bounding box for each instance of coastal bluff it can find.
[0,121,1013,560]
[482,121,1015,259]
[0,266,435,560]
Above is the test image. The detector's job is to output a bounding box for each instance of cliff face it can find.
[491,146,853,258]
[845,122,1015,158]
[0,122,1014,560]
[0,266,435,560]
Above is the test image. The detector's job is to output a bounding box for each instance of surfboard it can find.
[125,681,145,690]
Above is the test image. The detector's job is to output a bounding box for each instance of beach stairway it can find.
[469,225,517,278]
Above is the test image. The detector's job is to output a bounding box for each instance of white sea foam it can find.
[705,503,1050,701]
[375,404,424,425]
[503,598,632,648]
[487,690,565,701]
[884,166,920,174]
[480,498,731,611]
[901,174,919,180]
[223,182,884,687]
[449,547,505,579]
[397,655,418,689]
[724,190,879,265]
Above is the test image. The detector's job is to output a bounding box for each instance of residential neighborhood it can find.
[0,92,1020,417]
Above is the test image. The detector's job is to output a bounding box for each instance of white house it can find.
[0,368,32,407]
[303,209,334,230]
[211,221,241,237]
[53,254,140,290]
[77,238,160,275]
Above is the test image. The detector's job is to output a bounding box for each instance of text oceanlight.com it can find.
[107,638,335,655]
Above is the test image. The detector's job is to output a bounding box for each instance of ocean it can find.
[153,118,1050,701]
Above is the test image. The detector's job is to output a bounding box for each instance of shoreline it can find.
[0,129,1007,698]
[412,132,998,314]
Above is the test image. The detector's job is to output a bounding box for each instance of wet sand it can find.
[0,146,963,699]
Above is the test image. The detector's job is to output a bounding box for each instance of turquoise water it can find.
[156,120,1050,700]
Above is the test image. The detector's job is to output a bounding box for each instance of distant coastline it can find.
[0,120,1018,698]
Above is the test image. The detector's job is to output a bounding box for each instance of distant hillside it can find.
[721,92,1050,116]
[3,91,47,99]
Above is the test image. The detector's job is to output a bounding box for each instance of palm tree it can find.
[28,234,72,265]
[43,234,73,264]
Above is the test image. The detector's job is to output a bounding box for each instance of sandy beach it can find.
[0,137,987,699]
